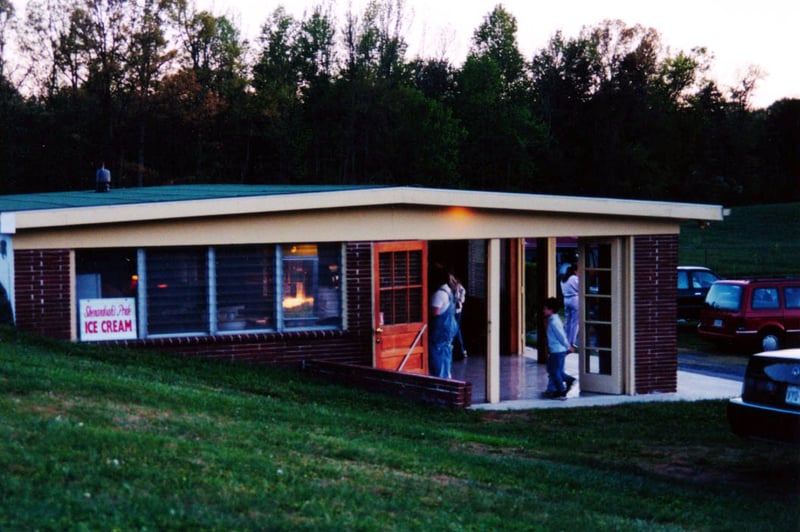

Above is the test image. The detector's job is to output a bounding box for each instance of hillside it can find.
[679,202,800,278]
[2,328,799,529]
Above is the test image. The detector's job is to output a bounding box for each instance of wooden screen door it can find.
[373,241,428,375]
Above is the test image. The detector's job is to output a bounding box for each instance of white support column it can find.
[485,238,501,403]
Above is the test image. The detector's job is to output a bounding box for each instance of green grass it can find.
[2,327,799,530]
[680,202,800,278]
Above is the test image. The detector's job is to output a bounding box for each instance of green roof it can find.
[0,184,382,213]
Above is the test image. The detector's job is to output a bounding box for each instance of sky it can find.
[9,0,799,108]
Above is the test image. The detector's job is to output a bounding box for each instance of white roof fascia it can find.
[0,212,15,234]
[6,186,725,231]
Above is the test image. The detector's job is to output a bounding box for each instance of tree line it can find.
[0,0,797,205]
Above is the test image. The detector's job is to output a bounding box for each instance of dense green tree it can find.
[454,5,545,191]
[124,0,177,187]
[410,58,456,102]
[762,99,800,201]
[341,0,408,84]
[469,3,526,98]
[249,7,307,182]
[0,1,795,205]
[295,5,336,89]
[164,2,245,182]
[530,31,602,190]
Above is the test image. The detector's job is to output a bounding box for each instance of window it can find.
[693,270,719,289]
[785,287,800,309]
[76,249,138,299]
[77,244,343,340]
[378,248,423,325]
[584,243,612,375]
[705,284,743,312]
[281,243,342,328]
[677,270,689,290]
[751,287,779,310]
[75,249,139,341]
[146,248,208,335]
[216,246,275,331]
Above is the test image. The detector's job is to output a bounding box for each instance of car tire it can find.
[759,330,782,351]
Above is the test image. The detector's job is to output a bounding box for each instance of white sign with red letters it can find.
[79,298,137,341]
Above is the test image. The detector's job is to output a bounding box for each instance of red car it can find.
[698,278,800,351]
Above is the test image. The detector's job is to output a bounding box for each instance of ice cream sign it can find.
[79,298,137,341]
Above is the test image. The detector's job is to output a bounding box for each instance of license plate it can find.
[787,386,800,406]
[713,319,723,328]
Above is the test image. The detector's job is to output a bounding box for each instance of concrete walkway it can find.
[458,348,743,411]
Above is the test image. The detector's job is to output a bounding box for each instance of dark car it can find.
[727,349,800,444]
[677,266,721,321]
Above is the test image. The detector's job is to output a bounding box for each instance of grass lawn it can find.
[2,327,799,531]
[679,202,800,278]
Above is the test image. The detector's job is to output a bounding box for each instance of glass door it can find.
[580,240,625,394]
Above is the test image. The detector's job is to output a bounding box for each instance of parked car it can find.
[677,266,721,321]
[698,278,800,351]
[727,349,800,444]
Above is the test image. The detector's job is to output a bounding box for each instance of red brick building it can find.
[0,185,724,405]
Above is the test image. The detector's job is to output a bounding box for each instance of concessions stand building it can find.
[0,185,724,406]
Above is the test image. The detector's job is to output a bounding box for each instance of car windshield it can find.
[693,270,720,288]
[705,284,742,312]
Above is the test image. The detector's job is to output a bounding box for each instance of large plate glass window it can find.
[76,249,139,299]
[215,246,275,331]
[281,243,342,329]
[75,249,139,340]
[146,248,208,334]
[76,244,343,340]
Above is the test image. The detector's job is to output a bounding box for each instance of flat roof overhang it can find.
[1,186,727,250]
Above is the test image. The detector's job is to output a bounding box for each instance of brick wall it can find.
[14,249,72,340]
[304,360,472,408]
[633,234,678,394]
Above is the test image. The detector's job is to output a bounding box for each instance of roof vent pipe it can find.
[96,164,111,193]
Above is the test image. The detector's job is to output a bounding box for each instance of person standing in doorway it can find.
[449,272,467,359]
[429,267,458,379]
[560,264,580,350]
[542,297,576,399]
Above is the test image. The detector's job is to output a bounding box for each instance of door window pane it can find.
[585,296,611,322]
[583,243,613,375]
[378,250,423,325]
